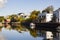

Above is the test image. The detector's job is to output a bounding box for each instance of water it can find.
[0,24,43,40]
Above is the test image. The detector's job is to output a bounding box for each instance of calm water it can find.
[0,24,44,40]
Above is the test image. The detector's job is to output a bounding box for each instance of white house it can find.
[18,13,29,19]
[38,12,53,23]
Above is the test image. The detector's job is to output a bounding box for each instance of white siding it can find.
[46,14,53,22]
[38,12,53,22]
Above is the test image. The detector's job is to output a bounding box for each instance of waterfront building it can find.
[18,13,29,19]
[53,8,60,23]
[38,12,53,23]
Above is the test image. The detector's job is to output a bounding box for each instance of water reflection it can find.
[0,23,53,40]
[0,23,42,40]
[0,33,6,40]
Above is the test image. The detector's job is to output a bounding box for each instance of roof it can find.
[18,13,24,15]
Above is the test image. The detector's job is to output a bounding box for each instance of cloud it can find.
[0,0,7,8]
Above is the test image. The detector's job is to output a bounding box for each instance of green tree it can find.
[42,6,54,13]
[9,14,18,22]
[0,16,4,22]
[30,10,40,20]
[17,16,25,22]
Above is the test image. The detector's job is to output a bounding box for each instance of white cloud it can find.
[0,0,7,8]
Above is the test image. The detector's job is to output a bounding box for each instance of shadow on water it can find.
[0,23,60,40]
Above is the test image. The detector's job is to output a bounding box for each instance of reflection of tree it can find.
[10,24,27,33]
[4,24,12,30]
[29,29,37,37]
[29,29,46,38]
[0,23,3,31]
[0,26,3,31]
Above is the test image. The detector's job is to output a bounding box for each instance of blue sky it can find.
[0,0,60,16]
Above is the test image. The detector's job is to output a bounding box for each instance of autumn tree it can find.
[30,10,40,22]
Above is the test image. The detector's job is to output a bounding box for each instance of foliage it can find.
[0,16,4,22]
[17,16,25,22]
[7,14,18,19]
[30,10,40,20]
[42,6,54,13]
[30,29,37,37]
[9,14,18,22]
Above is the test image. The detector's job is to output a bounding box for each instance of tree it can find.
[9,14,18,22]
[17,16,25,22]
[30,10,40,21]
[0,16,4,22]
[42,6,54,13]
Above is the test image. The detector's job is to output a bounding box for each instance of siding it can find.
[54,8,60,23]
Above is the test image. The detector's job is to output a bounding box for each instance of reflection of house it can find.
[38,12,53,23]
[37,31,53,40]
[53,8,60,23]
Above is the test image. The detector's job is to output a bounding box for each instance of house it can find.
[53,8,60,23]
[38,12,53,23]
[18,13,29,19]
[18,13,25,18]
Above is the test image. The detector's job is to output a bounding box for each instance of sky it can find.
[0,0,60,16]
